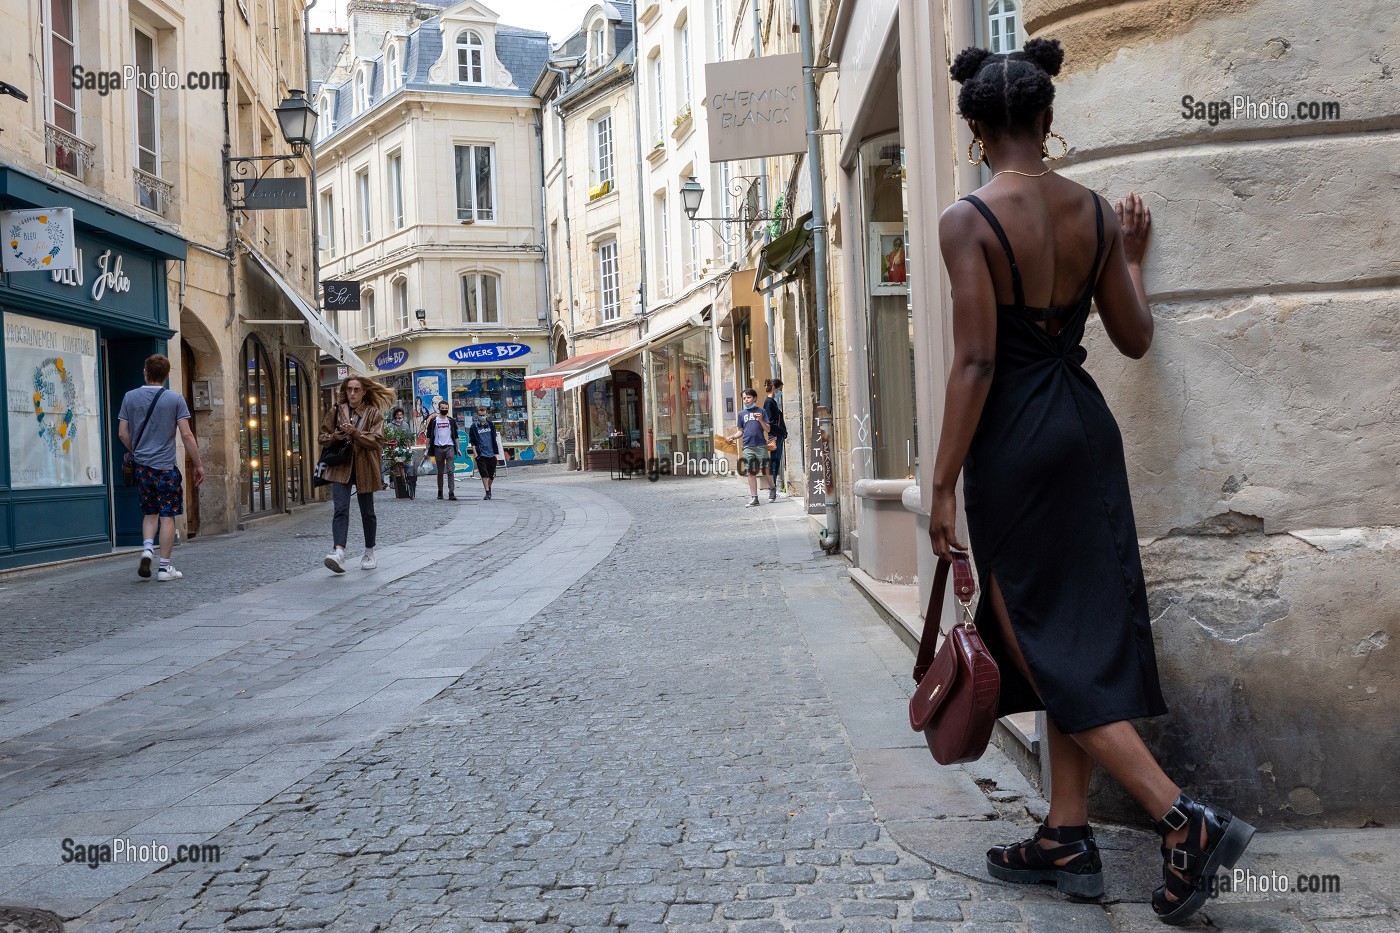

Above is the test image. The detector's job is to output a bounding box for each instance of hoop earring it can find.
[967,138,986,166]
[1042,132,1069,161]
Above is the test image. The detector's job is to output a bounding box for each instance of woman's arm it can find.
[928,201,1001,561]
[1093,191,1154,359]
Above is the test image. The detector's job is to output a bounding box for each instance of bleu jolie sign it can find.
[448,342,530,363]
[374,347,408,371]
[4,231,159,324]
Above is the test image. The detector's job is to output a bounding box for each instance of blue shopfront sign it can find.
[375,346,408,371]
[448,342,530,363]
[3,231,163,328]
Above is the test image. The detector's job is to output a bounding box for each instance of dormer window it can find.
[590,22,606,70]
[318,91,335,138]
[457,30,485,84]
[386,46,400,92]
[354,68,368,113]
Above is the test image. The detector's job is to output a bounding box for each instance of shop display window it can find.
[450,367,530,451]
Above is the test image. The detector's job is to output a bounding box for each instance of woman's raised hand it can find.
[1114,191,1152,266]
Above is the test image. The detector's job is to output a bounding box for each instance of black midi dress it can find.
[959,192,1168,734]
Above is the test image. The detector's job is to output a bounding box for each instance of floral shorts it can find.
[136,464,185,517]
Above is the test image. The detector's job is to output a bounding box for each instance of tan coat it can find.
[318,402,386,492]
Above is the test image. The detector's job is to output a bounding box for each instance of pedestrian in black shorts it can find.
[467,407,500,500]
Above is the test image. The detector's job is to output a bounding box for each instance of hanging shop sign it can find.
[447,342,531,364]
[323,279,360,311]
[374,347,409,371]
[705,54,806,162]
[235,177,308,210]
[2,208,77,272]
[4,312,103,489]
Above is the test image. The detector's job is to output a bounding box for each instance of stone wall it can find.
[1026,0,1399,828]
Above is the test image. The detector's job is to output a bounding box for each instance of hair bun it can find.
[950,47,993,83]
[1020,38,1064,77]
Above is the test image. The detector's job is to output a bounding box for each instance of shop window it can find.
[858,132,917,480]
[461,273,500,324]
[457,30,485,84]
[454,144,495,222]
[450,368,530,450]
[241,337,275,514]
[650,330,713,465]
[285,355,311,506]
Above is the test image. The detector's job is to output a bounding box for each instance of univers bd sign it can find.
[448,342,530,363]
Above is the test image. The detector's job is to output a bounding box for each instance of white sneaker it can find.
[157,566,183,582]
[360,552,377,570]
[138,549,154,578]
[324,551,346,573]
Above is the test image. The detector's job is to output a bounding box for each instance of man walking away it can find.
[118,354,204,581]
[763,378,788,502]
[726,387,773,507]
[467,407,498,500]
[422,401,459,500]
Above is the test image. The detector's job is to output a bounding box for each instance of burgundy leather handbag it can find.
[909,550,1001,765]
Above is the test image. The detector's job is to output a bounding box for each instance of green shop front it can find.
[0,167,186,570]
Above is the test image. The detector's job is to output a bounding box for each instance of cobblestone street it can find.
[0,471,1394,932]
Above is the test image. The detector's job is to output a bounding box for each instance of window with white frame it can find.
[987,0,1020,54]
[318,91,335,139]
[655,191,671,297]
[355,68,369,113]
[649,53,665,145]
[598,241,620,321]
[320,189,336,257]
[718,161,733,261]
[676,20,692,113]
[590,22,606,70]
[133,27,162,210]
[394,279,409,332]
[686,200,700,282]
[461,273,501,324]
[356,168,371,244]
[713,0,726,62]
[454,145,495,221]
[364,289,377,339]
[590,112,614,191]
[457,30,485,83]
[42,0,81,175]
[388,152,405,229]
[386,46,399,92]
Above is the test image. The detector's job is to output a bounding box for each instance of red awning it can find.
[524,349,622,390]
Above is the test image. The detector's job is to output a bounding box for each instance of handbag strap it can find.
[913,550,977,682]
[130,387,167,459]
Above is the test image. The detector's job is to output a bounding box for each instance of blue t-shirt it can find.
[469,420,496,457]
[738,405,767,447]
[118,385,190,470]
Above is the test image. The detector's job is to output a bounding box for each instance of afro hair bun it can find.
[1020,38,1064,77]
[950,47,993,83]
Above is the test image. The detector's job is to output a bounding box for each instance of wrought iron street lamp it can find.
[273,90,318,156]
[226,90,319,209]
[678,174,789,250]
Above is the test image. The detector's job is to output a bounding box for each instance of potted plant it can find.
[383,422,416,498]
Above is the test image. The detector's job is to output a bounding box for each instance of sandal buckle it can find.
[1169,847,1192,872]
[1160,805,1189,833]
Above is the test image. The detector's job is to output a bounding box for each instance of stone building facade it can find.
[313,0,554,466]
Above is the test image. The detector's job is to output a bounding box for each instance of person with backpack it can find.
[117,354,205,581]
[422,400,459,500]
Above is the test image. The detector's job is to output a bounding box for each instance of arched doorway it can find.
[241,336,276,514]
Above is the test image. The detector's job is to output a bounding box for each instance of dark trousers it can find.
[435,449,456,495]
[332,481,376,549]
[769,437,785,481]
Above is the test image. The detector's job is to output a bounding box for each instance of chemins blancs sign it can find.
[705,54,806,162]
[447,342,530,363]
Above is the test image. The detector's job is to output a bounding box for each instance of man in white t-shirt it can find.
[422,401,459,500]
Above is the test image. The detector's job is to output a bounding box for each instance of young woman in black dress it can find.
[926,38,1254,925]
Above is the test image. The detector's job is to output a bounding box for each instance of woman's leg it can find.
[357,491,377,549]
[985,576,1094,859]
[331,482,351,548]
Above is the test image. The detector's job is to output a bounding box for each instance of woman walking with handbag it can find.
[927,39,1252,924]
[320,375,394,573]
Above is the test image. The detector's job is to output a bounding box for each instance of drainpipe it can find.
[752,0,779,384]
[534,108,561,462]
[794,0,838,552]
[629,3,648,342]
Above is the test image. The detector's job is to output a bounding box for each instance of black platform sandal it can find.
[986,823,1105,898]
[1152,793,1256,925]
